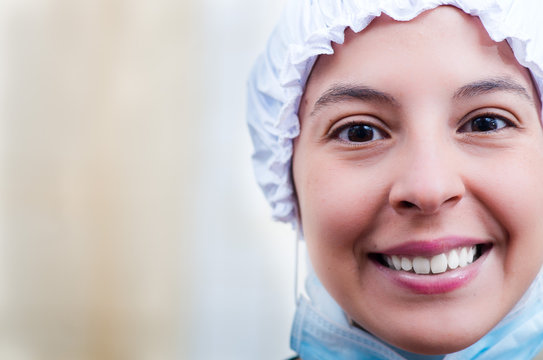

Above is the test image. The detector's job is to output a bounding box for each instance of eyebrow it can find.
[453,77,533,103]
[311,84,398,116]
[310,77,534,116]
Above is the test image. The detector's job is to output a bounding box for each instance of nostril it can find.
[389,175,465,215]
[445,194,462,205]
[399,200,417,209]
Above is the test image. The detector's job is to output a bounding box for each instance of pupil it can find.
[347,125,373,142]
[473,117,497,132]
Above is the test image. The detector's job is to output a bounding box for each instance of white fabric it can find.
[247,0,543,226]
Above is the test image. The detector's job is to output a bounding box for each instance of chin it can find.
[389,335,480,355]
[368,320,490,355]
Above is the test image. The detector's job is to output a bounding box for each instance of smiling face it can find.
[292,6,543,355]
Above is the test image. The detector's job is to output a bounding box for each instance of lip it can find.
[374,246,490,294]
[379,236,489,257]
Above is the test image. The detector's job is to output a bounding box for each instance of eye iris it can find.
[347,125,374,142]
[472,117,498,132]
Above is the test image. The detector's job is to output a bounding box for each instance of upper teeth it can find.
[384,246,477,275]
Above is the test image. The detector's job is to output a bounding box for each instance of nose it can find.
[388,140,465,215]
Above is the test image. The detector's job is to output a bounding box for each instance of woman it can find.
[247,1,543,358]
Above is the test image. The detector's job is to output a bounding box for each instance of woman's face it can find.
[293,6,543,354]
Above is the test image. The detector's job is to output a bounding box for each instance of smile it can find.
[381,245,483,275]
[370,239,493,294]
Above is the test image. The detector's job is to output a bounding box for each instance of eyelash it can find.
[328,112,516,144]
[329,120,388,144]
[458,112,516,133]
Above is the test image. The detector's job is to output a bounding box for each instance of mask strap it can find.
[294,221,308,303]
[294,225,301,302]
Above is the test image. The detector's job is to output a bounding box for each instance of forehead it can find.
[301,6,537,113]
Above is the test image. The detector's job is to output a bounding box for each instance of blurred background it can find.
[0,0,294,359]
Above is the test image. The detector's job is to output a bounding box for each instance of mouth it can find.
[370,243,492,275]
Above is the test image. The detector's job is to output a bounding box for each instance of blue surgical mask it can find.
[291,267,543,360]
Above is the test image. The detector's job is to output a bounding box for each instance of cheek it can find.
[488,149,543,232]
[297,160,387,255]
[470,147,543,288]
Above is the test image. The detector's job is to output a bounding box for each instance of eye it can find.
[334,123,386,143]
[458,114,512,133]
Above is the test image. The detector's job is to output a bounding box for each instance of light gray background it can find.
[0,0,294,359]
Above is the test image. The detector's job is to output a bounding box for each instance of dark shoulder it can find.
[286,357,300,360]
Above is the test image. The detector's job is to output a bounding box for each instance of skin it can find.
[292,6,543,355]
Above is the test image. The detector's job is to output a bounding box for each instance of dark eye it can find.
[459,115,510,133]
[336,124,386,143]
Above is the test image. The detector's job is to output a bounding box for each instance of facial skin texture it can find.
[292,6,543,355]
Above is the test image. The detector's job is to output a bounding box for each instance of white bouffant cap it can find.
[247,0,543,227]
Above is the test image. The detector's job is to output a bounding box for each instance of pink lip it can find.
[380,236,487,257]
[374,248,489,294]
